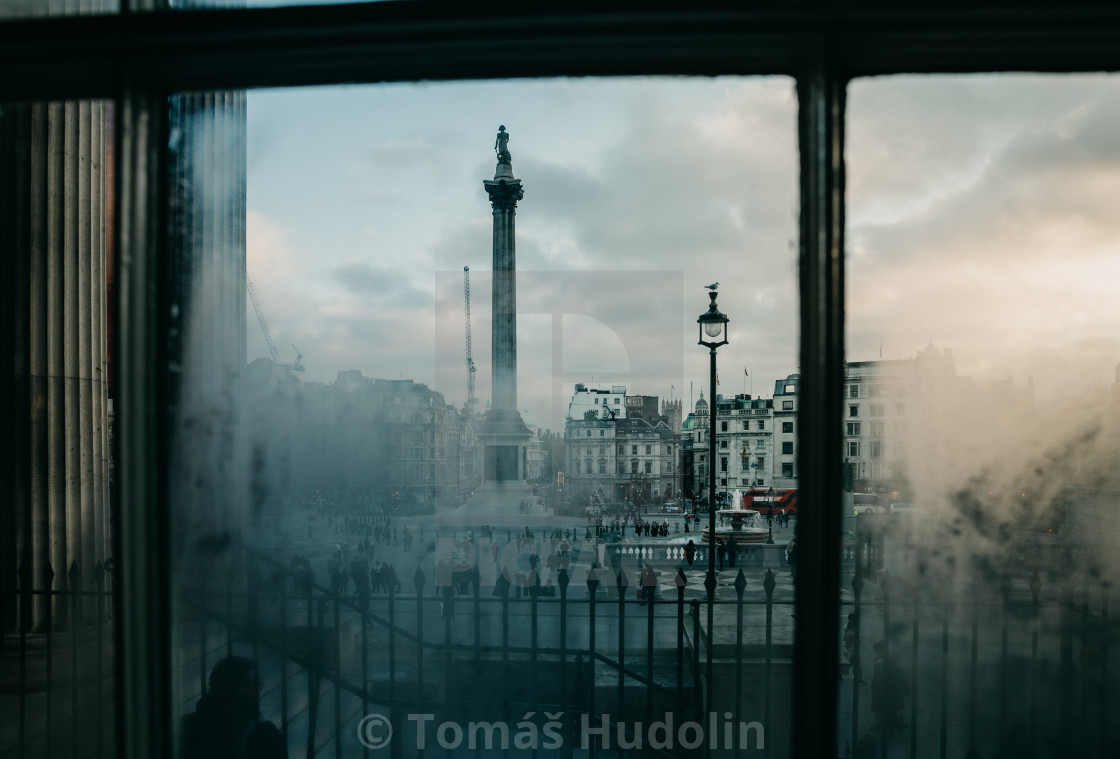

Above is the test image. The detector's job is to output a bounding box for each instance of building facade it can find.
[694,348,1038,501]
[563,386,678,506]
[714,393,777,491]
[245,368,482,511]
[567,383,628,421]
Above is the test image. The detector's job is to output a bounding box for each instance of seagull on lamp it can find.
[704,282,719,290]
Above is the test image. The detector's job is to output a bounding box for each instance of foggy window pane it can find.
[167,78,800,758]
[843,74,1120,758]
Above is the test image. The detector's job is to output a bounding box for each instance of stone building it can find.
[661,397,683,434]
[728,347,1038,499]
[773,375,800,488]
[567,383,627,421]
[563,386,678,505]
[681,388,788,504]
[245,368,477,511]
[714,393,777,490]
[680,393,709,502]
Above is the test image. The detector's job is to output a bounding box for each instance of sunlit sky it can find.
[245,74,1120,432]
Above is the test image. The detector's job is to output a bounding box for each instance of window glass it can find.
[843,74,1120,758]
[167,77,799,758]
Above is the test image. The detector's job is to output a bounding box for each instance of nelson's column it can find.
[471,126,532,517]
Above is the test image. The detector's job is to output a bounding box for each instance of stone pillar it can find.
[469,127,532,504]
[478,130,530,487]
[166,91,248,563]
[484,158,523,415]
[1,98,111,631]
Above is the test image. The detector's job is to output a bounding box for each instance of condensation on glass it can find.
[168,77,802,756]
[841,75,1120,758]
[0,98,116,758]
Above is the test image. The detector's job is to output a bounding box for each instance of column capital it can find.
[484,178,524,211]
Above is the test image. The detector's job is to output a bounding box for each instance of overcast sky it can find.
[245,74,1120,432]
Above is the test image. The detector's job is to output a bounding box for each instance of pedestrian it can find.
[436,559,454,621]
[870,640,909,737]
[684,539,696,570]
[843,613,865,683]
[727,536,738,568]
[785,535,798,576]
[639,563,657,604]
[181,656,286,759]
[717,542,726,570]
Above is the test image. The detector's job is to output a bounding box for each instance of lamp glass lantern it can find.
[697,291,729,348]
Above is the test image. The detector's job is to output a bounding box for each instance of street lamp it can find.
[766,485,776,543]
[698,289,728,566]
[697,287,728,722]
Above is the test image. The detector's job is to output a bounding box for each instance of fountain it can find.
[701,489,769,544]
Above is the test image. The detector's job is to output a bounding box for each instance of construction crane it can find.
[247,274,305,371]
[463,266,477,414]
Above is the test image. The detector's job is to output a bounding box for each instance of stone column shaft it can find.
[483,176,523,416]
[3,99,111,630]
[492,206,517,412]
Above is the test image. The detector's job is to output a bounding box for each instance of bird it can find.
[704,282,719,290]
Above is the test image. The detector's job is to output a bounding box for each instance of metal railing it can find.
[1,562,115,759]
[3,530,1116,758]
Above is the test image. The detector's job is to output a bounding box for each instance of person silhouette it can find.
[182,656,286,759]
[870,640,909,737]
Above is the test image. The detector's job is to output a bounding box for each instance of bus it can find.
[742,488,799,516]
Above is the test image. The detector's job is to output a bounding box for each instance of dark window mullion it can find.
[114,81,174,759]
[793,54,846,759]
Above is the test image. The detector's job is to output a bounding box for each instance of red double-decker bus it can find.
[741,488,799,516]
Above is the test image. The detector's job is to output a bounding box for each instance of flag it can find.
[716,375,720,385]
[744,368,748,377]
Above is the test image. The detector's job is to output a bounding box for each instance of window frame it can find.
[4,4,1119,759]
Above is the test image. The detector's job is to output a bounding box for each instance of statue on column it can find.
[494,125,511,163]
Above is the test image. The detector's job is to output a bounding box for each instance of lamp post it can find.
[697,287,728,728]
[766,485,776,544]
